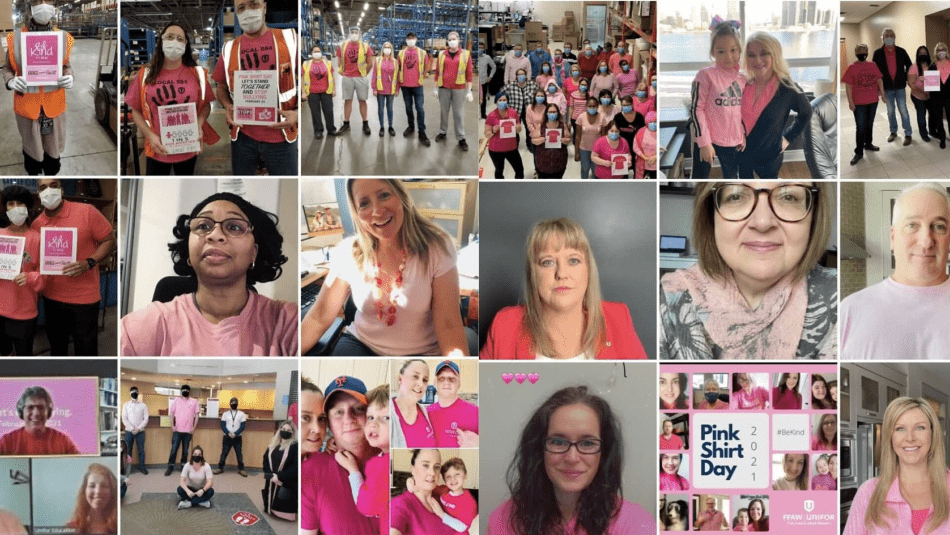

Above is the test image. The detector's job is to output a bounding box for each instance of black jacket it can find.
[872,45,912,90]
[742,82,812,166]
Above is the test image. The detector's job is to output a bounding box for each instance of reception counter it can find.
[135,416,281,469]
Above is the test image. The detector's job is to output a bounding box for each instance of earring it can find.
[187,258,192,266]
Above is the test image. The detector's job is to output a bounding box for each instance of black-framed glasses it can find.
[187,217,253,237]
[543,437,602,454]
[713,184,819,223]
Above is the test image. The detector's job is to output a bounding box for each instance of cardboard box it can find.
[492,24,504,41]
[524,21,543,41]
[506,30,524,49]
[551,25,565,41]
[223,12,234,26]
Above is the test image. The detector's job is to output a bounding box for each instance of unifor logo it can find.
[803,500,814,512]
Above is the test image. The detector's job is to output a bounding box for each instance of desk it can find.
[141,417,279,469]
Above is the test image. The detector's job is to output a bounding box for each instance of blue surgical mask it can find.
[579,85,587,92]
[498,101,508,110]
[542,66,550,73]
[648,122,657,131]
[547,85,557,93]
[518,75,526,83]
[535,96,546,104]
[599,66,608,73]
[600,98,611,106]
[637,91,646,98]
[536,48,542,54]
[572,71,580,78]
[547,112,558,121]
[705,392,719,404]
[585,50,592,57]
[587,107,597,115]
[622,65,629,72]
[515,50,523,57]
[884,37,895,47]
[608,132,620,141]
[622,105,633,113]
[652,81,657,88]
[564,47,571,53]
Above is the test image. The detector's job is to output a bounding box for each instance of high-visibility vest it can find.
[222,28,298,142]
[301,58,334,95]
[339,41,370,77]
[373,57,398,94]
[137,65,221,159]
[397,47,427,83]
[435,48,470,87]
[6,27,74,120]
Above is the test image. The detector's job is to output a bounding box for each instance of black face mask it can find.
[279,430,293,440]
[182,390,190,397]
[230,403,238,410]
[920,55,931,64]
[192,455,203,463]
[856,53,867,62]
[130,391,138,399]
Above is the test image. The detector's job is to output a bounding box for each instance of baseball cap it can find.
[435,360,460,376]
[323,375,368,411]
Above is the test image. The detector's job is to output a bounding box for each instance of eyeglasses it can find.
[187,217,253,237]
[543,437,602,454]
[713,184,819,223]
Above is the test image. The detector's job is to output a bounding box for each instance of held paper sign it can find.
[158,102,200,155]
[21,31,62,86]
[233,70,279,125]
[924,71,940,92]
[545,128,561,149]
[40,227,76,275]
[499,119,516,139]
[0,236,25,281]
[611,154,629,177]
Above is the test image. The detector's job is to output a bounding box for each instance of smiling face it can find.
[436,368,460,402]
[892,408,932,468]
[829,455,838,477]
[442,466,465,493]
[783,454,805,480]
[300,390,326,454]
[714,182,813,293]
[662,420,673,436]
[351,180,405,246]
[786,373,799,390]
[737,510,749,525]
[746,40,774,81]
[398,361,429,403]
[364,402,390,450]
[750,501,763,521]
[536,243,589,313]
[738,373,752,393]
[187,200,257,285]
[812,379,827,400]
[544,403,602,500]
[23,397,49,433]
[713,34,741,70]
[661,453,681,475]
[410,449,441,492]
[326,394,368,452]
[85,473,112,512]
[659,374,682,407]
[890,188,950,287]
[821,415,836,440]
[815,457,829,475]
[830,386,838,402]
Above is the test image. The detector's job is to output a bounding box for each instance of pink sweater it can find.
[843,471,950,535]
[487,499,656,535]
[690,64,747,148]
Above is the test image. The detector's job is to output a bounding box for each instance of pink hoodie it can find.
[690,63,747,148]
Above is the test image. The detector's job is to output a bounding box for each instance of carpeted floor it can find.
[123,493,276,535]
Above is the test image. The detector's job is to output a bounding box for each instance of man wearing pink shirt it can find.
[398,32,431,146]
[31,179,115,356]
[694,498,727,531]
[426,360,478,448]
[165,385,201,476]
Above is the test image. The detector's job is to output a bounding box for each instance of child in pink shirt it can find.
[433,458,478,535]
[733,508,755,531]
[337,385,390,535]
[690,20,747,178]
[810,455,836,490]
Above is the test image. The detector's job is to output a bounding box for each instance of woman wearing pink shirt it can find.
[530,103,570,178]
[772,373,803,410]
[392,360,436,448]
[811,374,835,409]
[591,120,631,178]
[575,97,607,178]
[535,60,555,89]
[0,185,43,356]
[391,449,466,535]
[928,42,950,149]
[483,92,524,178]
[370,41,399,137]
[659,453,689,491]
[590,60,618,98]
[698,377,729,410]
[731,373,770,410]
[811,414,837,451]
[525,88,548,154]
[632,82,655,117]
[121,192,297,356]
[908,46,933,144]
[66,463,117,534]
[542,80,567,118]
[631,111,657,178]
[615,59,639,99]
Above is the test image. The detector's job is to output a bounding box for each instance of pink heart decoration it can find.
[528,373,539,384]
[515,373,527,384]
[502,373,514,384]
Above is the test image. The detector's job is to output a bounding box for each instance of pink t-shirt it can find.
[370,58,399,96]
[811,436,835,451]
[772,387,802,410]
[392,400,436,447]
[633,95,655,117]
[435,487,478,534]
[438,50,473,90]
[31,201,113,305]
[699,399,729,410]
[170,397,200,433]
[811,473,836,490]
[632,128,657,177]
[695,509,727,531]
[326,235,457,356]
[741,77,779,135]
[358,452,389,535]
[391,491,457,535]
[426,398,478,448]
[338,41,374,77]
[302,452,378,535]
[616,71,639,98]
[659,433,684,450]
[120,291,298,356]
[308,59,331,94]
[570,89,589,120]
[577,112,607,151]
[731,387,770,410]
[841,277,950,359]
[124,64,214,163]
[659,471,689,491]
[592,136,630,178]
[399,48,425,87]
[842,61,883,106]
[485,107,520,153]
[212,31,285,143]
[487,498,656,535]
[0,227,43,320]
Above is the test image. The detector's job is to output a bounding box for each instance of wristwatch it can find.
[86,258,97,269]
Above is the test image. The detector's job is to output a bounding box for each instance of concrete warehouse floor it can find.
[0,37,117,176]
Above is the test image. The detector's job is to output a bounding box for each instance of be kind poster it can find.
[40,227,76,275]
[659,364,838,534]
[21,31,62,86]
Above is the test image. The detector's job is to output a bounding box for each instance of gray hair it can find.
[892,182,950,224]
[17,386,53,419]
[882,27,895,38]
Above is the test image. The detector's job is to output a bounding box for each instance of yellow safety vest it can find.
[374,57,398,93]
[339,41,369,76]
[302,58,334,95]
[397,47,427,83]
[435,49,469,87]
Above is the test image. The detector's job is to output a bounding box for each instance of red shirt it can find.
[438,49,473,90]
[357,452,389,535]
[842,61,883,106]
[337,41,374,78]
[399,48,425,87]
[212,31,284,143]
[308,60,331,94]
[433,486,478,535]
[0,227,44,320]
[31,201,113,305]
[0,426,79,455]
[659,433,684,450]
[485,108,519,152]
[885,45,898,79]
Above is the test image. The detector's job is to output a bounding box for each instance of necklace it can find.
[373,251,407,326]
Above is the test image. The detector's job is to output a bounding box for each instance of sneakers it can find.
[903,136,912,146]
[403,126,415,137]
[212,467,223,475]
[164,466,173,476]
[419,133,431,146]
[388,127,396,136]
[178,501,192,509]
[328,129,339,137]
[239,470,248,477]
[199,501,211,508]
[887,132,897,142]
[362,122,371,135]
[459,139,469,151]
[923,133,931,142]
[435,133,447,142]
[337,122,351,134]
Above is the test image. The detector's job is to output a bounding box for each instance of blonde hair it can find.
[936,42,949,57]
[867,397,948,533]
[709,22,742,58]
[522,218,605,358]
[345,179,451,273]
[745,32,797,90]
[268,420,298,450]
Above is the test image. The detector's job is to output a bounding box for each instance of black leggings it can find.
[489,150,524,178]
[146,156,198,175]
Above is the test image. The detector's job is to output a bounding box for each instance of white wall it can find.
[856,2,949,60]
[840,22,862,65]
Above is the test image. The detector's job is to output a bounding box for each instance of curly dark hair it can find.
[167,192,287,285]
[0,185,34,227]
[506,386,623,535]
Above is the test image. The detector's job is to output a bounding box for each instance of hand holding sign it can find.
[499,119,516,139]
[267,109,298,130]
[925,71,940,92]
[611,154,629,177]
[545,128,561,149]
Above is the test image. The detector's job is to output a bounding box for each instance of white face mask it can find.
[163,40,186,60]
[6,207,27,227]
[350,33,360,42]
[383,47,392,56]
[312,51,322,60]
[39,188,62,210]
[31,3,55,24]
[940,51,949,60]
[406,38,416,47]
[448,39,459,49]
[237,8,263,33]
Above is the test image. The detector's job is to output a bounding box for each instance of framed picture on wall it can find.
[303,203,344,234]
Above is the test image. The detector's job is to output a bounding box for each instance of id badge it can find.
[39,111,53,136]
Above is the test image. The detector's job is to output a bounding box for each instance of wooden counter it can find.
[138,417,281,469]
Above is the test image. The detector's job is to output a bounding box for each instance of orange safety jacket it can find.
[6,27,73,120]
[137,65,221,159]
[222,28,298,142]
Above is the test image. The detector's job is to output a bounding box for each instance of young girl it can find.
[690,19,746,178]
[433,458,478,535]
[810,454,836,490]
[337,384,390,535]
[733,508,754,531]
[632,110,657,178]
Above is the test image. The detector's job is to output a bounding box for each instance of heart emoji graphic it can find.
[515,373,527,384]
[528,373,539,384]
[502,373,514,384]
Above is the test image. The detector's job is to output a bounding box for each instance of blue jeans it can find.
[884,88,912,137]
[579,149,592,178]
[177,486,214,505]
[377,94,394,127]
[402,86,426,133]
[331,332,379,356]
[853,102,878,155]
[167,431,192,469]
[231,131,297,175]
[124,430,146,470]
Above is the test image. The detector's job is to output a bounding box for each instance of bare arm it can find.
[300,277,350,354]
[431,267,467,356]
